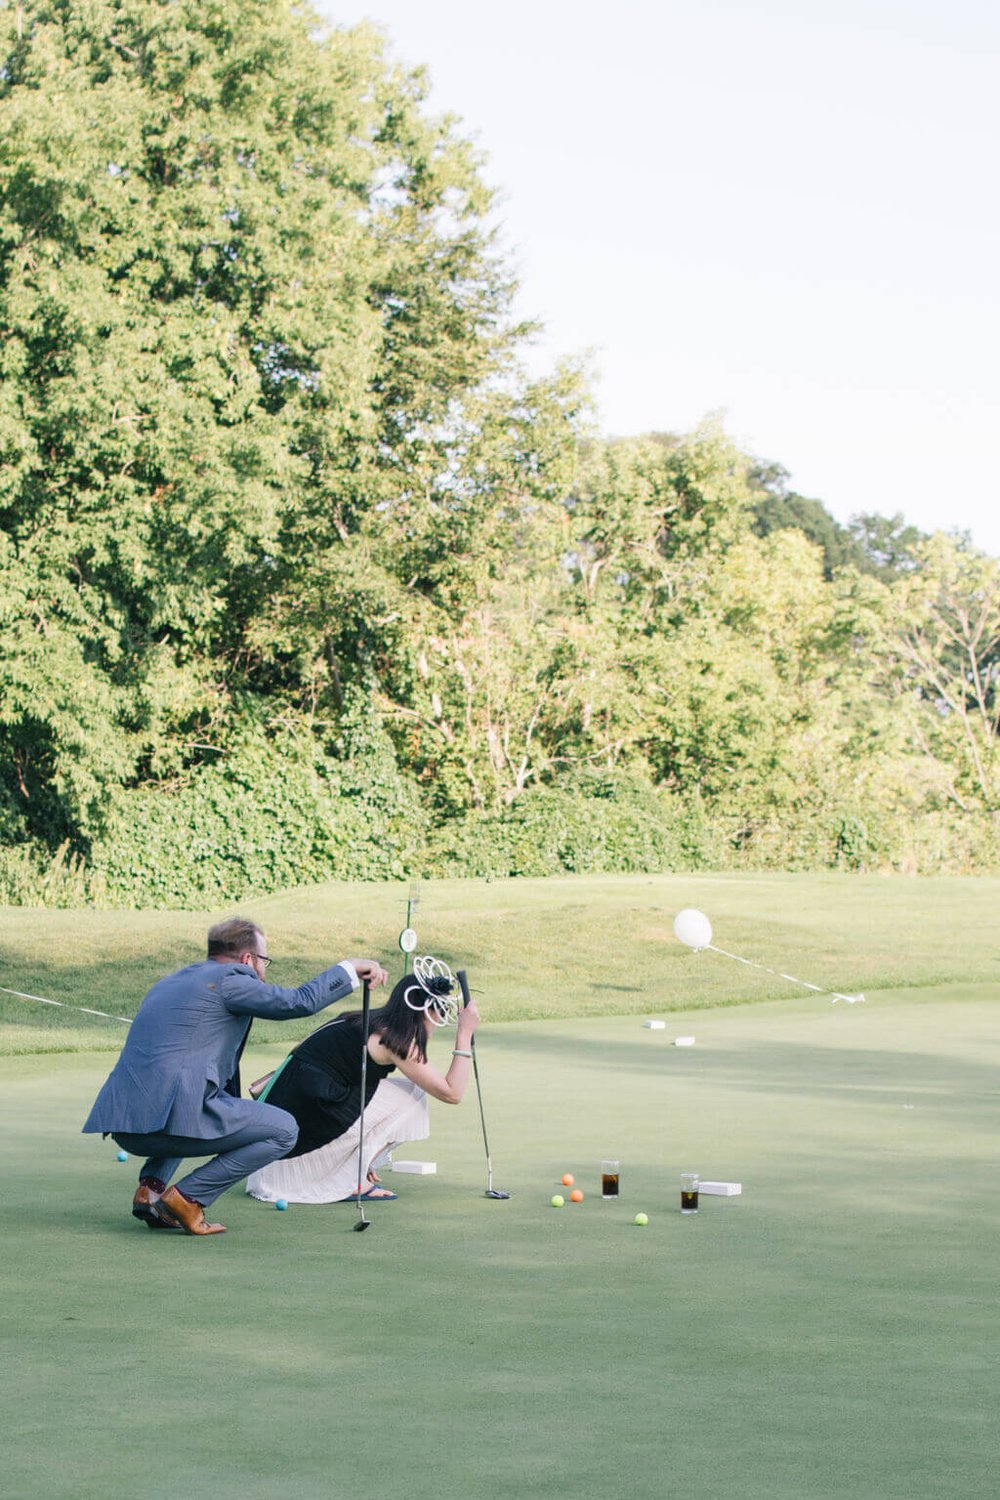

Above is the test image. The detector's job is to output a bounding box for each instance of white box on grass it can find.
[674,1036,696,1047]
[698,1181,742,1196]
[643,1020,667,1030]
[390,1160,437,1175]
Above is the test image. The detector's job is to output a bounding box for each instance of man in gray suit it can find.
[83,915,388,1235]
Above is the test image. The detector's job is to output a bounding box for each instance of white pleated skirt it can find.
[245,1076,430,1205]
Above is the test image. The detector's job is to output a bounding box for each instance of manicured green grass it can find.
[2,871,998,1053]
[3,986,998,1499]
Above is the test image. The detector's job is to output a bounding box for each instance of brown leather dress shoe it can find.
[132,1183,179,1230]
[153,1185,226,1235]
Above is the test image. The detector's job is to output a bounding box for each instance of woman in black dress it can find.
[246,971,481,1204]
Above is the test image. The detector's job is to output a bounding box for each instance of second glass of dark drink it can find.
[601,1159,620,1199]
[680,1171,699,1214]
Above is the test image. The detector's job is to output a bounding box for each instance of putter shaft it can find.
[457,970,510,1200]
[354,980,372,1231]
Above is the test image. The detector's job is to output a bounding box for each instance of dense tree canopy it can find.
[0,0,996,904]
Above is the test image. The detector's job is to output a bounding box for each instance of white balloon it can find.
[673,908,713,951]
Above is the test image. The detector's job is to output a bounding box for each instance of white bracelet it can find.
[451,1048,473,1058]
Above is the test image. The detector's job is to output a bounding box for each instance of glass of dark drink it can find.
[601,1160,620,1199]
[680,1172,699,1214]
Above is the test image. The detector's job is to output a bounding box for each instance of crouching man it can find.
[82,916,387,1236]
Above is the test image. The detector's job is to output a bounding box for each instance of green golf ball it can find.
[550,1194,565,1208]
[634,1212,649,1226]
[116,1150,128,1162]
[275,1199,288,1211]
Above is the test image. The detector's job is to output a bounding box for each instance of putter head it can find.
[485,1189,511,1200]
[353,1218,371,1231]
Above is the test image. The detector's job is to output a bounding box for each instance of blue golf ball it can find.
[275,1198,288,1211]
[116,1150,128,1162]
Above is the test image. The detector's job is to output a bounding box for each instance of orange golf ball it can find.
[569,1189,584,1203]
[561,1173,575,1187]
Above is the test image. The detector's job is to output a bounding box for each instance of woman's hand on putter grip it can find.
[349,959,389,988]
[457,996,481,1042]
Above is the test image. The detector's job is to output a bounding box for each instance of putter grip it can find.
[457,970,472,1009]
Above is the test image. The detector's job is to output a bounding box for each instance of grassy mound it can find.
[2,871,997,1054]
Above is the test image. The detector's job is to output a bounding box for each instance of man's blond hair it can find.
[207,917,263,959]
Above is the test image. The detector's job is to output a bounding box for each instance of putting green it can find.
[3,987,998,1498]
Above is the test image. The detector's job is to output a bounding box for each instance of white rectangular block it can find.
[698,1181,742,1196]
[643,1020,667,1030]
[674,1036,696,1047]
[390,1160,437,1175]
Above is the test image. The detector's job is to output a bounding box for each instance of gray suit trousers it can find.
[114,1101,298,1207]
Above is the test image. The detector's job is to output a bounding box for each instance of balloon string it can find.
[0,984,131,1024]
[706,947,860,1004]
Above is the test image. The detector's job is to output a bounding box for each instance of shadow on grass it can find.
[492,1026,1000,1116]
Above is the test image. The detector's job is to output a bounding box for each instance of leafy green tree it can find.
[876,535,1000,811]
[750,482,869,579]
[569,421,755,618]
[0,0,555,863]
[847,512,927,580]
[748,468,930,584]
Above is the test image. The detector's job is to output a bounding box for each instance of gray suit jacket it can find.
[82,959,356,1140]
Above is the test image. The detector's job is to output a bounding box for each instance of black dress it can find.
[266,1016,396,1159]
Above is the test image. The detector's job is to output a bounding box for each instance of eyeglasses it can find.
[249,952,272,970]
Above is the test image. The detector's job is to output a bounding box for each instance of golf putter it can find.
[457,969,510,1200]
[353,978,372,1231]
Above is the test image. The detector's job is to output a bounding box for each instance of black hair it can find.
[342,973,453,1064]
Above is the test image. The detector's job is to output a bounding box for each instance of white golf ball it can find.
[673,908,712,951]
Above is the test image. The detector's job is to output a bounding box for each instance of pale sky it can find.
[322,0,1000,556]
